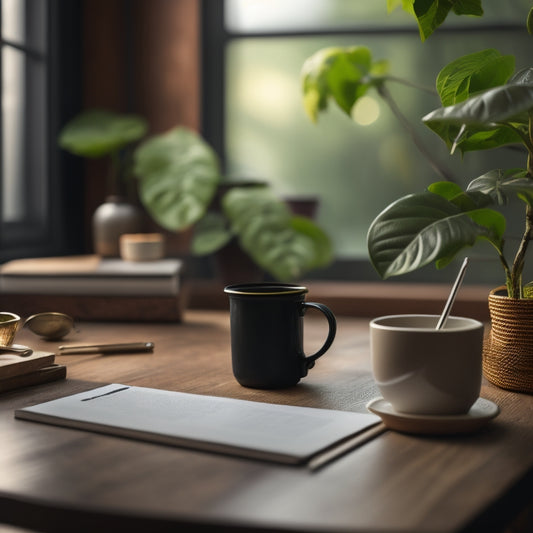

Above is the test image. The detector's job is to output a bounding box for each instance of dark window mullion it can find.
[0,0,84,261]
[0,0,3,239]
[47,0,83,256]
[224,21,523,39]
[201,0,227,168]
[0,38,46,61]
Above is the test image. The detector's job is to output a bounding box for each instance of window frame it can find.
[201,1,383,281]
[200,1,529,284]
[0,0,84,263]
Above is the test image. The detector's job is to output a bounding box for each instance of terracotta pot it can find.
[484,286,533,394]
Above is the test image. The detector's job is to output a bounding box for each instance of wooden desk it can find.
[1,311,532,533]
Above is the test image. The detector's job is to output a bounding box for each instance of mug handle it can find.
[300,302,337,374]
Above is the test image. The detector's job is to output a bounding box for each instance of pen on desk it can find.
[58,342,155,355]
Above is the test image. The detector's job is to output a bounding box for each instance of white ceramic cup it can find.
[370,314,484,415]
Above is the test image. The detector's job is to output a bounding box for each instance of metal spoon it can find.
[0,344,33,357]
[436,257,469,330]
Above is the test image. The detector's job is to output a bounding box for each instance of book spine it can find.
[0,275,180,296]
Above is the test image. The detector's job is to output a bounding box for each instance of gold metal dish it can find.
[0,312,21,346]
[24,312,74,340]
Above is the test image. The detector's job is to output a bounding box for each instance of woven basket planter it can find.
[484,287,533,394]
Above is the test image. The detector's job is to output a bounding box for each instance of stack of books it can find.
[0,255,187,322]
[0,351,66,393]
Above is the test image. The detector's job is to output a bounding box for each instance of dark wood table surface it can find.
[1,310,532,533]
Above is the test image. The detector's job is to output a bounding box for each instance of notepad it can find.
[15,384,381,465]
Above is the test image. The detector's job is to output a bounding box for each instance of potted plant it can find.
[132,127,333,283]
[58,109,149,256]
[60,111,333,282]
[302,2,533,393]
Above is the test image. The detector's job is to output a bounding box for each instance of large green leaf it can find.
[395,0,483,41]
[422,84,533,153]
[222,188,332,281]
[133,127,220,231]
[191,212,233,255]
[436,49,515,106]
[58,110,148,158]
[290,216,334,269]
[367,190,505,279]
[301,46,388,122]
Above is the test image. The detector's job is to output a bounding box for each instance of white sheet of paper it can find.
[15,384,380,464]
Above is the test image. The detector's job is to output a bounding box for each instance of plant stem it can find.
[384,75,437,95]
[498,250,512,293]
[498,121,533,153]
[376,84,457,183]
[508,112,533,298]
[529,110,533,172]
[509,204,533,298]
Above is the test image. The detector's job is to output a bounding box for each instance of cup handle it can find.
[300,302,337,374]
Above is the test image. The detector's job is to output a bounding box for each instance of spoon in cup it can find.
[435,257,469,330]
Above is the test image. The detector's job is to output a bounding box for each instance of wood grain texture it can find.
[0,292,188,322]
[189,280,493,321]
[0,352,55,379]
[0,311,531,533]
[0,365,66,393]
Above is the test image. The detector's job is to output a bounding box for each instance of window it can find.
[0,0,83,262]
[201,0,532,284]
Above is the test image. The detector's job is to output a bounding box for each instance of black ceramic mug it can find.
[224,283,337,389]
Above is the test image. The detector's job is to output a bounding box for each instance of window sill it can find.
[187,280,494,321]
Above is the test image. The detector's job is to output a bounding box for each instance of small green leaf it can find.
[428,180,493,210]
[371,59,390,77]
[509,67,533,85]
[412,0,454,41]
[468,170,533,207]
[367,190,505,279]
[301,46,387,122]
[387,0,404,13]
[59,110,148,158]
[527,7,533,35]
[451,0,483,17]
[402,0,483,41]
[134,127,220,231]
[523,282,533,298]
[427,181,464,199]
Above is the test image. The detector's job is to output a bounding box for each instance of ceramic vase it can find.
[483,286,533,394]
[92,196,145,257]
